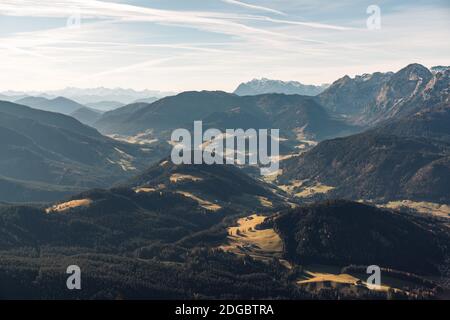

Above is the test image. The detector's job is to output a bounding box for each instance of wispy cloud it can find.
[76,56,178,80]
[220,0,286,16]
[0,0,448,91]
[0,0,351,32]
[0,0,353,63]
[262,17,356,31]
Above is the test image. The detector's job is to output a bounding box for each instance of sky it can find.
[0,0,449,92]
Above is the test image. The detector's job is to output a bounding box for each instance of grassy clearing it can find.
[298,270,391,292]
[220,214,283,261]
[46,199,92,213]
[134,187,156,193]
[108,147,137,171]
[257,196,273,208]
[379,200,450,219]
[294,183,335,198]
[108,130,157,145]
[169,174,203,183]
[299,272,359,285]
[279,180,334,198]
[220,214,412,294]
[159,160,169,167]
[293,127,318,147]
[262,170,282,183]
[176,191,221,211]
[279,180,304,193]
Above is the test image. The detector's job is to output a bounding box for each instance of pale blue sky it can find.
[0,0,449,91]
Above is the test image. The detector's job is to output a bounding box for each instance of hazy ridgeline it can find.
[0,64,449,300]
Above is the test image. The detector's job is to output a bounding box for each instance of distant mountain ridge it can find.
[94,91,358,144]
[234,78,328,96]
[280,106,450,203]
[318,63,450,125]
[15,96,86,115]
[14,96,104,125]
[0,93,28,102]
[85,100,124,111]
[69,107,103,126]
[0,101,168,202]
[47,87,175,104]
[133,97,160,104]
[431,65,450,73]
[1,87,175,105]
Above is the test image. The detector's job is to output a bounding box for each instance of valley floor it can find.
[219,212,446,299]
[219,214,284,262]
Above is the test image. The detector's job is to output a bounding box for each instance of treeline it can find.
[0,249,312,299]
[0,188,229,252]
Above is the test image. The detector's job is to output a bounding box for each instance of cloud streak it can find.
[221,0,286,16]
[0,0,351,31]
[0,0,448,92]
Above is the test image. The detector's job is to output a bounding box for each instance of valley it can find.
[378,200,450,219]
[220,214,284,261]
[0,100,170,202]
[1,0,449,305]
[218,210,442,298]
[0,63,449,300]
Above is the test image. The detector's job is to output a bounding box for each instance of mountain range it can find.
[14,96,103,126]
[0,100,168,202]
[234,78,329,96]
[1,166,447,298]
[280,105,450,203]
[274,64,450,206]
[0,62,449,300]
[85,100,124,111]
[1,87,175,105]
[15,96,88,115]
[93,91,358,146]
[318,64,449,125]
